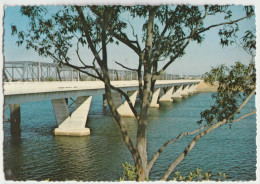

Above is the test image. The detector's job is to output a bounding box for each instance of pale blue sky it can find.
[3,5,255,75]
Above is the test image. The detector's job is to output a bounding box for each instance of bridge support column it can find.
[10,104,21,135]
[52,96,92,136]
[189,84,197,94]
[172,85,183,99]
[181,85,190,96]
[159,87,174,102]
[112,90,138,117]
[194,84,198,92]
[150,88,160,108]
[187,84,195,94]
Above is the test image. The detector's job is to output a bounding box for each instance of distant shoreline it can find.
[196,81,218,92]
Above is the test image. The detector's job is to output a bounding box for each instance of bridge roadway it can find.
[4,80,201,136]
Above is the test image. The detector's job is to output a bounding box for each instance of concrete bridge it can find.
[3,80,200,136]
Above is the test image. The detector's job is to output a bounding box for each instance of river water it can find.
[3,92,256,181]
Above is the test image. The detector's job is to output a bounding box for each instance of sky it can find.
[3,4,256,76]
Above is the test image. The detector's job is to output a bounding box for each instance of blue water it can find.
[3,92,256,181]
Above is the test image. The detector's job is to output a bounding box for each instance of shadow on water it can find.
[4,131,22,180]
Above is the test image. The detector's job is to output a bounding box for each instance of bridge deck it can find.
[4,80,200,104]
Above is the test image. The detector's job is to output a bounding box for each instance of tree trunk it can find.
[135,6,157,181]
[136,72,152,180]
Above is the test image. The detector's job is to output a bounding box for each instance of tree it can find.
[11,5,255,181]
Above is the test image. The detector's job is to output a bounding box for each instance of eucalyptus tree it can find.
[11,5,255,181]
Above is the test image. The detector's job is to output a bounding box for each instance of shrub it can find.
[119,162,137,181]
[119,163,227,181]
[172,168,227,181]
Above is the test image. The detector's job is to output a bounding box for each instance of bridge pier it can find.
[159,86,174,102]
[193,84,198,93]
[52,96,92,136]
[172,85,183,99]
[180,85,190,96]
[188,84,197,94]
[112,90,138,117]
[150,88,160,108]
[10,104,21,135]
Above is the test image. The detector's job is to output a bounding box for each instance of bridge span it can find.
[3,80,200,136]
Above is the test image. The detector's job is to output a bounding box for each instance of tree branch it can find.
[108,29,142,55]
[47,45,102,81]
[196,12,254,35]
[115,61,137,71]
[157,39,190,75]
[229,109,256,124]
[62,61,101,80]
[75,38,90,68]
[172,12,255,47]
[89,6,141,56]
[154,7,208,79]
[147,124,208,172]
[148,107,223,173]
[160,88,256,180]
[76,7,103,66]
[127,18,142,51]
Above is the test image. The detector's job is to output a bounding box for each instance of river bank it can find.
[196,81,218,92]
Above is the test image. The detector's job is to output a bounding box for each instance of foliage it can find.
[45,77,55,81]
[199,16,256,126]
[119,162,138,181]
[198,61,255,125]
[119,164,227,182]
[172,168,226,181]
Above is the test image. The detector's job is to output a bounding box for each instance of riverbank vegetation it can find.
[11,5,255,181]
[119,162,227,181]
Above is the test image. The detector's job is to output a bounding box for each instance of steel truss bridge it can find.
[3,61,179,82]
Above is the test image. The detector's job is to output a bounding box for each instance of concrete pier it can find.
[172,85,183,99]
[159,87,174,102]
[187,84,197,94]
[52,99,70,126]
[10,104,21,135]
[192,84,198,93]
[180,85,190,96]
[150,88,160,108]
[112,91,138,117]
[186,84,193,95]
[52,96,92,136]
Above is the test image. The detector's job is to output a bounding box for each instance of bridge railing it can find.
[4,61,181,82]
